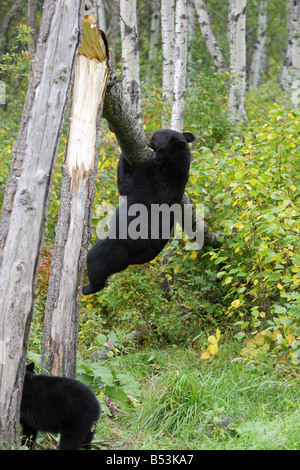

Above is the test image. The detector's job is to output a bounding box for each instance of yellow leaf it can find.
[277,283,283,290]
[190,251,197,260]
[254,279,258,286]
[286,334,295,346]
[173,266,179,274]
[290,185,296,191]
[208,335,217,345]
[207,343,218,355]
[201,351,211,360]
[231,299,240,308]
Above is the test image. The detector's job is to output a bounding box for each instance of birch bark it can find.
[0,0,84,447]
[120,0,142,123]
[228,0,248,125]
[193,0,227,70]
[40,14,109,378]
[95,0,107,31]
[250,0,268,90]
[171,0,188,132]
[147,0,160,82]
[161,0,175,125]
[281,0,300,106]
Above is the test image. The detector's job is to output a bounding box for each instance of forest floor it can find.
[91,345,300,451]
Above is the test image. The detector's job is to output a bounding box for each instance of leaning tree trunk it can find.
[193,0,227,70]
[281,0,300,106]
[171,0,188,132]
[161,0,175,126]
[120,0,142,123]
[40,13,109,378]
[0,0,84,448]
[228,0,248,125]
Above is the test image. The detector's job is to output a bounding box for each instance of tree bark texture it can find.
[40,14,109,378]
[161,0,175,125]
[0,0,84,448]
[120,0,142,123]
[103,69,153,166]
[193,0,227,70]
[171,0,188,132]
[228,0,248,125]
[250,0,268,89]
[27,0,38,55]
[281,0,300,106]
[147,0,161,82]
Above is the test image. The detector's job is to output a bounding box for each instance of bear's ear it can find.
[182,132,195,143]
[26,362,35,373]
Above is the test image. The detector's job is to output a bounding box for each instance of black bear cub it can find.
[20,362,100,450]
[82,129,195,295]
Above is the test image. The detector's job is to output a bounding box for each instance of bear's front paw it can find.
[82,284,93,295]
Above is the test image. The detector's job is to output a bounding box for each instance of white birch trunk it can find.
[228,0,248,125]
[96,0,107,31]
[187,0,196,87]
[161,0,175,125]
[40,15,109,378]
[193,0,227,70]
[250,0,268,89]
[171,0,188,132]
[281,0,300,106]
[147,0,160,82]
[120,0,142,123]
[0,0,84,447]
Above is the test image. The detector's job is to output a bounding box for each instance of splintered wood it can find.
[65,14,109,194]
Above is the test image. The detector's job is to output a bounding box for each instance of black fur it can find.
[82,129,195,295]
[20,362,100,450]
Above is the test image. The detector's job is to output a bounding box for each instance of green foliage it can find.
[77,357,142,415]
[191,93,300,364]
[185,70,234,148]
[0,24,32,78]
[0,23,32,109]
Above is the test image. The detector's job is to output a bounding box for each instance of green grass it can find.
[94,345,300,450]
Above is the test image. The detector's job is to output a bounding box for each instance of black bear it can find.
[82,129,195,295]
[20,362,101,450]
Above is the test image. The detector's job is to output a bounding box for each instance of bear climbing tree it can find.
[82,129,195,295]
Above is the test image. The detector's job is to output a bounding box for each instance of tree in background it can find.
[120,0,142,122]
[228,0,248,124]
[171,0,188,132]
[161,0,175,125]
[249,0,268,90]
[281,0,300,106]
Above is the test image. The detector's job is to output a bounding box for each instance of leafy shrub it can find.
[191,96,300,364]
